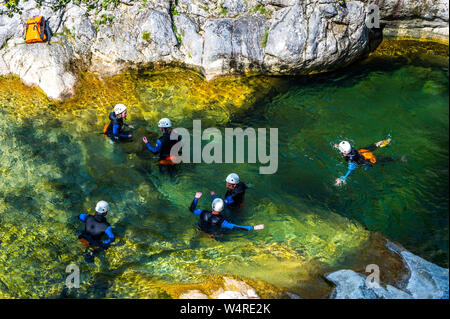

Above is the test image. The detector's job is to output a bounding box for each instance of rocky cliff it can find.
[0,0,448,100]
[374,0,449,43]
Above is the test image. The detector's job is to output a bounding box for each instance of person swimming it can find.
[189,192,264,235]
[334,138,398,186]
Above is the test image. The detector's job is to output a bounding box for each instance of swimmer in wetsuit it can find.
[210,173,247,210]
[104,104,134,142]
[189,192,264,235]
[334,138,400,186]
[142,118,182,176]
[78,200,115,260]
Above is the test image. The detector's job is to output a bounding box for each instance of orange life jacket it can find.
[25,16,47,43]
[103,124,109,138]
[159,156,177,166]
[358,149,377,164]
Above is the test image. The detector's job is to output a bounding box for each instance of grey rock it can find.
[401,251,449,299]
[0,42,76,100]
[327,242,449,299]
[174,13,203,67]
[264,4,307,65]
[326,270,381,299]
[368,0,449,42]
[0,0,448,100]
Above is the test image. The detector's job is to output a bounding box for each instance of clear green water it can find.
[0,41,448,298]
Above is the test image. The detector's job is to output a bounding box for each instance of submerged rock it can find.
[326,241,449,299]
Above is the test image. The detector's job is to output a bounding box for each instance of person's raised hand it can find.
[254,224,264,230]
[335,178,346,187]
[143,136,148,144]
[195,192,202,199]
[210,191,216,196]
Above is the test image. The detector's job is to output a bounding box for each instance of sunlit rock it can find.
[326,241,449,299]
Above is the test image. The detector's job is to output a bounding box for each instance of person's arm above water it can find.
[221,221,264,231]
[79,213,88,222]
[224,184,246,206]
[189,192,203,216]
[224,195,235,206]
[112,124,131,139]
[210,192,235,206]
[335,161,357,186]
[365,138,392,151]
[103,226,115,245]
[143,136,162,153]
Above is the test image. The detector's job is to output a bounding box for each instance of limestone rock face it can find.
[0,0,448,100]
[367,0,449,42]
[326,241,449,299]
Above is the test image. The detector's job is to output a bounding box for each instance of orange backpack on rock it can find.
[25,16,47,43]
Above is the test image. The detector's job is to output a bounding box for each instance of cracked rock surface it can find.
[0,0,447,99]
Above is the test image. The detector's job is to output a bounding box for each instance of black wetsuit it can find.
[344,144,394,165]
[145,131,182,175]
[78,213,115,249]
[212,182,247,209]
[339,144,395,181]
[189,197,254,235]
[105,112,131,142]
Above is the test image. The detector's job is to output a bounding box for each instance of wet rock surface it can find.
[0,0,375,99]
[326,241,449,299]
[1,1,447,99]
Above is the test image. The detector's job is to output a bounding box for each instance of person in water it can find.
[104,104,134,142]
[189,192,264,235]
[334,138,395,186]
[78,201,115,257]
[210,173,247,209]
[142,118,182,176]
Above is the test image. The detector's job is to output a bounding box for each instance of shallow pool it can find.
[0,40,448,298]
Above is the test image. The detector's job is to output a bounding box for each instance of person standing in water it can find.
[78,201,115,259]
[334,138,401,186]
[189,192,264,235]
[104,104,134,142]
[142,118,182,176]
[210,173,247,210]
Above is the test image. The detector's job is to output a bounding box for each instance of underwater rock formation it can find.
[326,241,449,299]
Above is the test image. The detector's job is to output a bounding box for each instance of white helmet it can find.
[226,173,239,184]
[338,141,352,154]
[114,104,127,115]
[212,198,224,212]
[158,118,172,128]
[95,200,109,215]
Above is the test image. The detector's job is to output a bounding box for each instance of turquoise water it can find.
[0,41,448,298]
